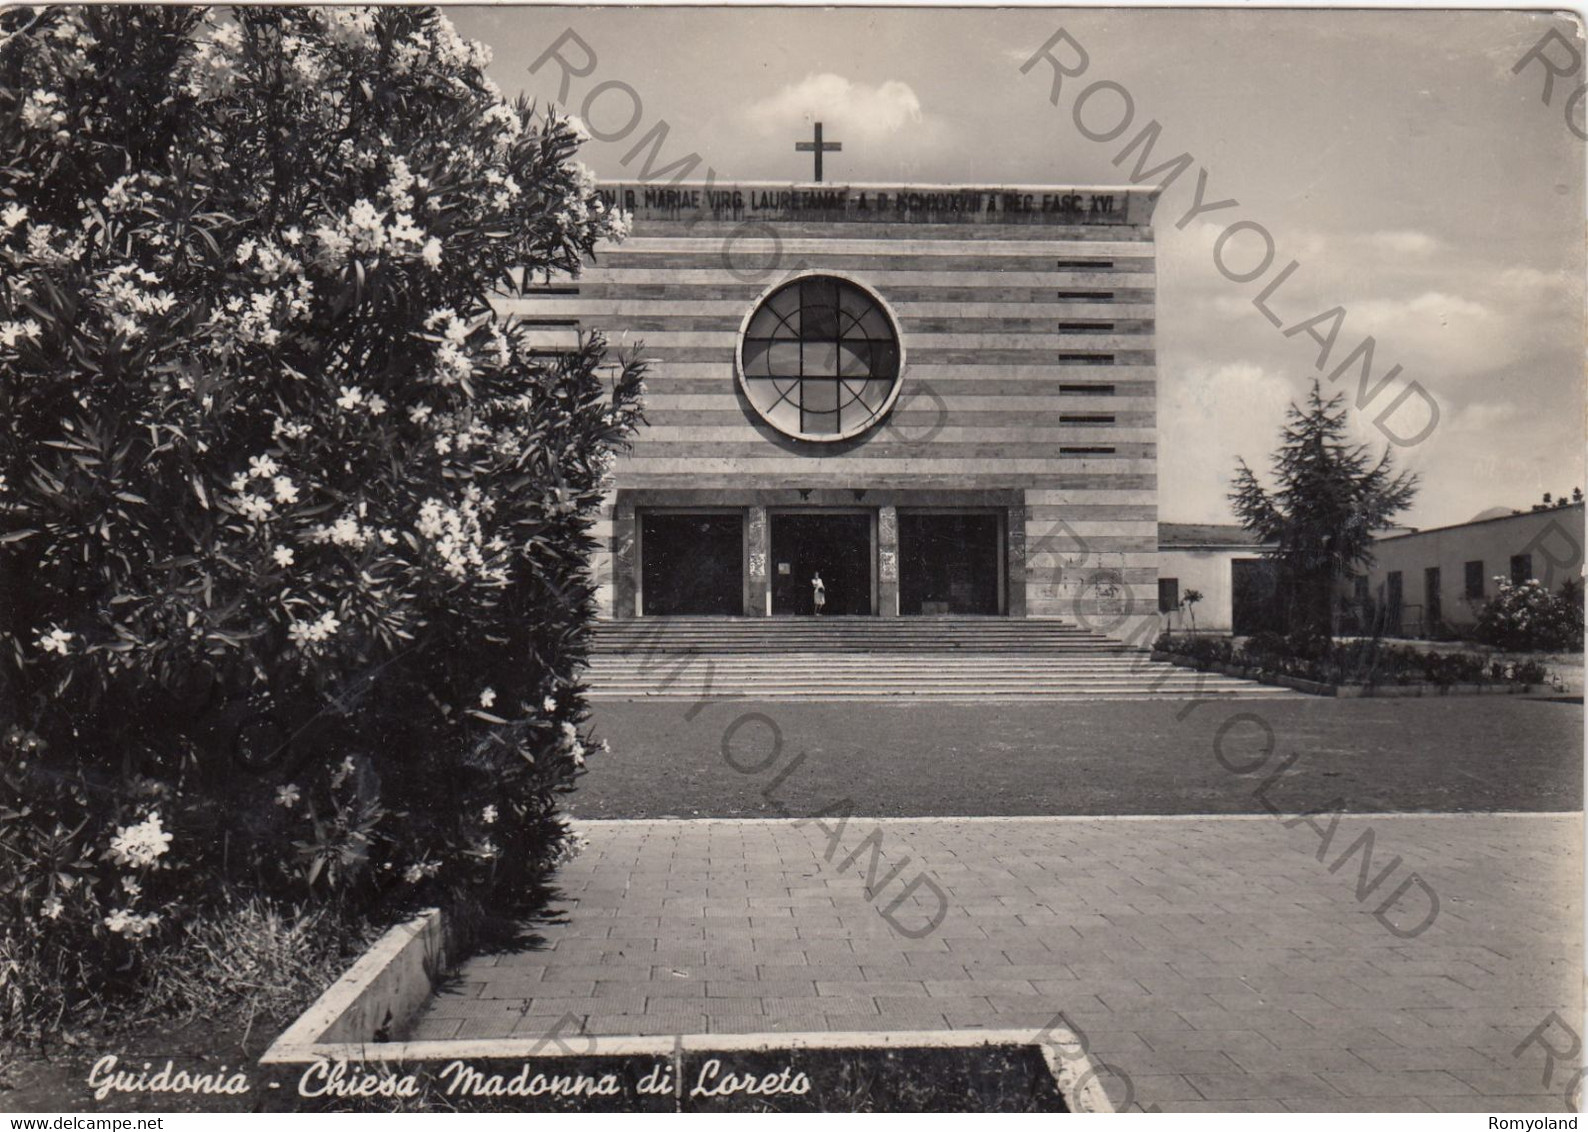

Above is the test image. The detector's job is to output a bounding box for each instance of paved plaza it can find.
[415,812,1582,1112]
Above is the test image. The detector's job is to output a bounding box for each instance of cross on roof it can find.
[795,121,841,183]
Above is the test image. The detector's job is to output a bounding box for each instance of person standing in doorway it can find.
[811,571,826,616]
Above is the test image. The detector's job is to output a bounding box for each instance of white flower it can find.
[21,90,66,131]
[414,496,499,582]
[248,453,279,479]
[272,545,295,568]
[542,696,557,714]
[37,627,72,655]
[421,238,442,268]
[275,783,301,808]
[403,859,442,884]
[282,226,302,246]
[272,475,299,504]
[475,839,499,860]
[0,319,43,348]
[235,493,273,522]
[104,908,161,939]
[481,805,498,825]
[107,812,173,869]
[288,610,341,648]
[41,895,63,920]
[366,394,387,417]
[336,385,363,411]
[121,876,142,897]
[408,405,433,424]
[565,115,591,143]
[1,203,26,230]
[479,687,496,708]
[560,721,578,744]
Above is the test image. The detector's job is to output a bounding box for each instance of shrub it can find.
[0,6,643,1033]
[1154,633,1539,689]
[1474,577,1584,652]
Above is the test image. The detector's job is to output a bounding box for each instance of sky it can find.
[451,5,1586,530]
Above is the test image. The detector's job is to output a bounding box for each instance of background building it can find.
[1156,523,1275,635]
[1354,503,1584,636]
[507,180,1163,641]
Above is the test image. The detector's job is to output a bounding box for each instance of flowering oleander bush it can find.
[1474,578,1584,653]
[0,6,643,1035]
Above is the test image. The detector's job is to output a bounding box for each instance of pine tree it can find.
[1230,380,1417,637]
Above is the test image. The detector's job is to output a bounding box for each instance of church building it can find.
[508,164,1163,643]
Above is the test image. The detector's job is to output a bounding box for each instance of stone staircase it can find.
[585,617,1296,701]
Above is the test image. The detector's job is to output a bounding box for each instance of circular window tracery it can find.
[736,274,904,442]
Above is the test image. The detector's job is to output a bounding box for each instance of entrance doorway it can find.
[770,512,873,615]
[639,512,743,615]
[1231,557,1280,636]
[898,512,1003,615]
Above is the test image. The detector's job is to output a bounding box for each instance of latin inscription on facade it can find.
[597,184,1137,225]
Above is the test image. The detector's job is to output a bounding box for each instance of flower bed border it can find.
[260,908,1115,1112]
[1151,651,1538,698]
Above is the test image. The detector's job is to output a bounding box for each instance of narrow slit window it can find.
[1060,446,1116,455]
[1055,291,1115,302]
[1058,353,1115,365]
[1055,259,1114,270]
[1058,383,1116,395]
[1059,321,1115,333]
[1060,414,1115,424]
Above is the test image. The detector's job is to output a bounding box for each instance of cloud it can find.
[1158,361,1304,522]
[1364,230,1442,257]
[1445,399,1523,434]
[742,74,926,143]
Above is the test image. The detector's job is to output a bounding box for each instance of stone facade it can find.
[501,182,1162,641]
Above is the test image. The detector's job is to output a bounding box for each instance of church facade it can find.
[506,181,1163,642]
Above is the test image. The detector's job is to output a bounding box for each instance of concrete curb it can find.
[262,907,446,1061]
[261,907,1116,1112]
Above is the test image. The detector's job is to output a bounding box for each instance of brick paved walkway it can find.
[414,814,1581,1112]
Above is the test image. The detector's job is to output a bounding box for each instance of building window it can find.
[1511,553,1533,585]
[1059,321,1115,333]
[1056,259,1114,270]
[1055,291,1114,302]
[1058,383,1115,395]
[1465,561,1484,600]
[737,274,903,442]
[1057,353,1115,365]
[1158,577,1179,614]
